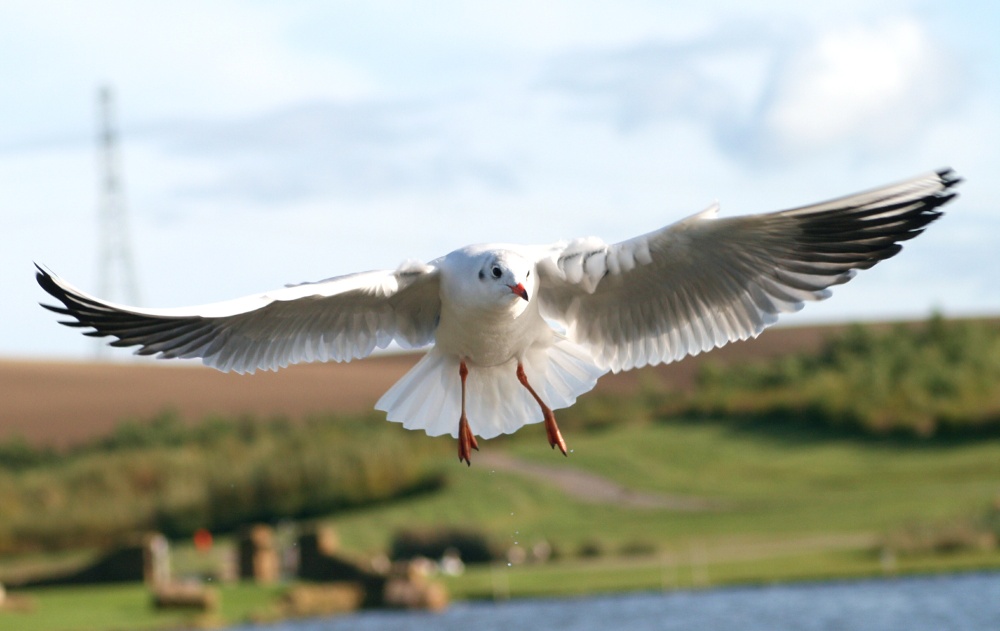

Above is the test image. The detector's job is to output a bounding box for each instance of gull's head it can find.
[442,246,537,313]
[477,250,535,305]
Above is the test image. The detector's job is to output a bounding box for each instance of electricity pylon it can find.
[95,86,141,355]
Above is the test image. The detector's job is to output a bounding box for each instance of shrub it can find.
[0,412,448,553]
[0,436,56,471]
[680,316,1000,437]
[577,539,605,558]
[881,519,997,557]
[390,527,500,564]
[618,539,658,557]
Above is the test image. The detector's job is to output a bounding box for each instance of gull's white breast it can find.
[434,247,551,367]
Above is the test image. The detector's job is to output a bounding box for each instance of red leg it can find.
[516,362,568,456]
[457,361,479,465]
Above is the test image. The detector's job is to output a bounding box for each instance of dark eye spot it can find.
[478,270,485,280]
[491,266,502,279]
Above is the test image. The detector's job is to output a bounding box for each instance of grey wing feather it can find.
[36,262,441,374]
[536,168,961,372]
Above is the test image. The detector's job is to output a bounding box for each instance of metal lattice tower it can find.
[96,85,141,308]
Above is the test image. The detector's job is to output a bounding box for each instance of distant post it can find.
[238,524,280,583]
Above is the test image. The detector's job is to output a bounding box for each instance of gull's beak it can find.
[509,283,529,301]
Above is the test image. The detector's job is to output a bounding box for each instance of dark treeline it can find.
[678,315,1000,438]
[0,412,447,553]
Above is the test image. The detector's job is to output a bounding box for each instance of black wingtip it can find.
[34,262,49,284]
[936,167,963,189]
[35,264,64,312]
[35,265,94,331]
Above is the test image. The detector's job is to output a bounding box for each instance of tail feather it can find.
[375,337,606,439]
[376,350,462,437]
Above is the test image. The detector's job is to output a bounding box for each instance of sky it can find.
[3,0,998,361]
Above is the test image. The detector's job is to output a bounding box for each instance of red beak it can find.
[509,283,529,301]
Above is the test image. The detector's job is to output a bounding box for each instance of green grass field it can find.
[5,416,1000,630]
[6,318,1000,629]
[1,582,285,631]
[328,418,1000,554]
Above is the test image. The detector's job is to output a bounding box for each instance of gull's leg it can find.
[516,362,568,456]
[457,360,479,466]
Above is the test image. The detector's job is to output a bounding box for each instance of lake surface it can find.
[229,571,999,631]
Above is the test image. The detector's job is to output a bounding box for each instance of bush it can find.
[618,539,658,557]
[0,412,448,553]
[0,436,56,471]
[881,519,997,556]
[390,527,500,564]
[577,539,605,558]
[680,316,1000,437]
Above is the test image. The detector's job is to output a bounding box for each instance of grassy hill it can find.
[2,317,999,629]
[3,316,999,555]
[4,414,999,629]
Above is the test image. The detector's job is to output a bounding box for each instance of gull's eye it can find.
[491,265,502,279]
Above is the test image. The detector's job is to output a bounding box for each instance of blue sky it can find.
[3,1,998,360]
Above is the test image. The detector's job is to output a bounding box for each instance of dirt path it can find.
[476,451,723,511]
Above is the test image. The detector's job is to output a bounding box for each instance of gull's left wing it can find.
[36,262,441,374]
[535,169,961,372]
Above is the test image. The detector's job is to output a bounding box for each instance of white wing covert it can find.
[536,169,960,372]
[37,262,441,374]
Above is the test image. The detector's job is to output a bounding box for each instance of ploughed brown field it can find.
[1,323,850,448]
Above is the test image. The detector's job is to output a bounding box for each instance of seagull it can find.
[37,169,960,464]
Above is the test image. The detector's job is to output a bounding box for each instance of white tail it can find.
[376,336,606,439]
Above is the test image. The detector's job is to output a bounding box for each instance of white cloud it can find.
[146,99,520,207]
[541,14,966,167]
[762,17,962,160]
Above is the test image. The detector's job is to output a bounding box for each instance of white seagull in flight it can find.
[38,169,960,464]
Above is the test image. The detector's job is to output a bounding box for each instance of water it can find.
[229,572,1000,631]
